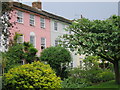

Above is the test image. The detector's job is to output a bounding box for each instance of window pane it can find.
[55,40,58,46]
[40,18,45,28]
[17,35,24,43]
[54,21,57,31]
[17,11,22,17]
[30,20,34,26]
[30,14,34,26]
[17,11,23,23]
[30,14,34,19]
[30,36,35,47]
[41,37,46,49]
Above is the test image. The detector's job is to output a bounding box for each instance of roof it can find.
[12,2,72,24]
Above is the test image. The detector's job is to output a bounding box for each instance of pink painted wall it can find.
[10,9,51,55]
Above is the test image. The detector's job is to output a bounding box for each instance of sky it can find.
[19,0,119,20]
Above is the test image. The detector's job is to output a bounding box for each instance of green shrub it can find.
[24,46,38,63]
[3,61,61,89]
[62,55,115,88]
[66,66,114,88]
[5,43,24,72]
[3,42,38,73]
[97,70,114,82]
[62,76,91,88]
[40,46,72,79]
[86,67,103,83]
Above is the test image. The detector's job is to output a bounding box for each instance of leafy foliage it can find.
[3,61,61,89]
[3,41,38,72]
[1,2,14,49]
[5,43,24,72]
[23,42,38,63]
[61,55,115,88]
[83,56,100,70]
[40,46,72,79]
[62,67,114,88]
[62,76,91,88]
[60,15,120,58]
[60,15,120,84]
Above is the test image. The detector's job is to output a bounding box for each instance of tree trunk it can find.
[113,60,120,84]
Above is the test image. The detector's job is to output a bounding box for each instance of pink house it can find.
[8,1,71,56]
[10,2,51,55]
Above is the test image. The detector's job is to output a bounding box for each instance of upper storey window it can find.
[17,11,23,23]
[30,14,35,26]
[54,21,58,31]
[40,17,45,28]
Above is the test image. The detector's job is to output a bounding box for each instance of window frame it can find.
[30,35,35,47]
[70,61,73,68]
[41,37,46,50]
[17,11,23,23]
[17,35,24,44]
[55,39,59,46]
[54,21,58,31]
[29,14,35,26]
[40,17,45,29]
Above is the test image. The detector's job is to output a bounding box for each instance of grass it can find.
[0,76,2,89]
[86,80,120,88]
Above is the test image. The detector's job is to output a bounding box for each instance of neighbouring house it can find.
[50,18,81,67]
[0,1,84,67]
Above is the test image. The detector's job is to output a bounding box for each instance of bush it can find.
[82,56,114,83]
[62,77,91,88]
[65,66,114,88]
[24,46,38,63]
[40,46,72,79]
[3,42,38,73]
[3,61,61,89]
[97,70,114,82]
[85,66,103,83]
[62,55,115,88]
[5,43,24,72]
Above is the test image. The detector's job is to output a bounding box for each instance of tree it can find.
[23,42,38,63]
[60,15,120,84]
[5,43,24,72]
[40,46,72,79]
[1,1,13,49]
[0,52,7,74]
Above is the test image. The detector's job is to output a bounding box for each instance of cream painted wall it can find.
[50,19,82,67]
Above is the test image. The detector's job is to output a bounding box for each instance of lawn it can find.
[86,80,120,88]
[0,76,2,89]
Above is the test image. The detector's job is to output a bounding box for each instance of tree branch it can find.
[97,53,114,63]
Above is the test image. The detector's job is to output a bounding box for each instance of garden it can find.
[1,4,120,88]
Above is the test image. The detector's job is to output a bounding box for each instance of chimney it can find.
[32,0,42,9]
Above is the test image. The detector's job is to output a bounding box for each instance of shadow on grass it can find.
[0,76,2,90]
[86,80,120,88]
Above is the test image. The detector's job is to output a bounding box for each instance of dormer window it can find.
[30,14,35,26]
